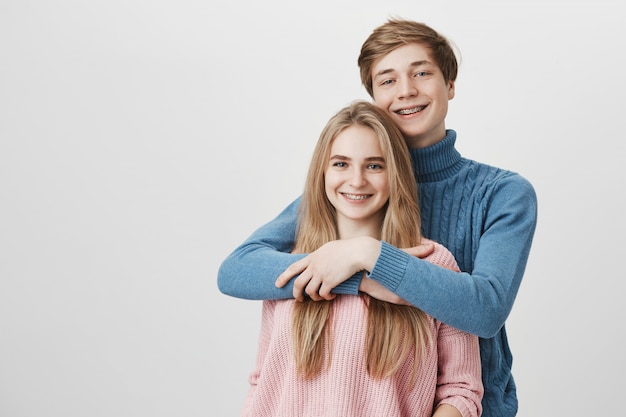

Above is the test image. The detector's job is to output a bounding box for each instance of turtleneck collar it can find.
[409,129,464,183]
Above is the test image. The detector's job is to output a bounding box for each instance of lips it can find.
[395,106,426,115]
[341,193,372,201]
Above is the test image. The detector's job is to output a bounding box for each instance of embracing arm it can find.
[217,197,362,300]
[368,175,538,338]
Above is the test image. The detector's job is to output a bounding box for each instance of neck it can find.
[336,216,381,240]
[404,125,447,149]
[409,129,463,182]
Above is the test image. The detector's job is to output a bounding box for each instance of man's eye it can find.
[381,79,394,86]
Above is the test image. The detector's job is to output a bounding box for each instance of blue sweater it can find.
[218,130,538,417]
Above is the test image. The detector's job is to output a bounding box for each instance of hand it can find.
[405,241,460,272]
[358,242,436,306]
[431,404,462,417]
[275,237,381,301]
[359,275,410,305]
[401,242,435,258]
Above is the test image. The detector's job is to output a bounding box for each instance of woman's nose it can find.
[349,169,367,187]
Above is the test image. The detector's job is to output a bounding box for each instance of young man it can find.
[218,19,537,417]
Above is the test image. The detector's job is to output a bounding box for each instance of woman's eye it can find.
[334,162,347,168]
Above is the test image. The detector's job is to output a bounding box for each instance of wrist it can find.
[357,236,382,272]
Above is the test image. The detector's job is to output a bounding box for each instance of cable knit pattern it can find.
[241,240,483,417]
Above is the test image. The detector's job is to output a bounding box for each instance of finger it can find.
[275,258,309,288]
[304,278,323,302]
[318,283,336,301]
[404,242,435,258]
[292,273,311,302]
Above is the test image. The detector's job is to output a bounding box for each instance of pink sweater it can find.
[241,240,483,417]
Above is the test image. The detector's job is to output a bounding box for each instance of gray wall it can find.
[1,1,624,416]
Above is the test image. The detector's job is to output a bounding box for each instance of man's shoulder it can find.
[457,158,537,208]
[464,158,534,187]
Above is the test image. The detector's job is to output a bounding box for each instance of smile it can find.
[342,193,372,201]
[396,106,425,115]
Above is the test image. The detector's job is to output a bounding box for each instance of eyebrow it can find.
[329,155,385,162]
[373,60,432,79]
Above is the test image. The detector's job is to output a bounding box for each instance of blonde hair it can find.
[291,101,432,382]
[358,18,459,97]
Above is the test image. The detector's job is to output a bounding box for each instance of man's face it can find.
[371,43,455,149]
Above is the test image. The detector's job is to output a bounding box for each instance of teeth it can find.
[343,193,370,200]
[397,106,424,115]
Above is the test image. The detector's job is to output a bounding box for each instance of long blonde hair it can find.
[291,101,432,382]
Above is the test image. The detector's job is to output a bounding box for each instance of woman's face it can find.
[325,124,389,238]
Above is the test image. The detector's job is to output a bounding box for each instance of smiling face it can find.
[324,124,389,239]
[371,43,455,149]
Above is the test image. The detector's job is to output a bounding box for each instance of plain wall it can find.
[1,0,624,416]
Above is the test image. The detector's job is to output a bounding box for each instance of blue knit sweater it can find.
[218,129,538,417]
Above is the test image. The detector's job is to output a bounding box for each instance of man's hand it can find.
[275,237,380,301]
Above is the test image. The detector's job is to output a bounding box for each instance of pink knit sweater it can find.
[241,240,483,417]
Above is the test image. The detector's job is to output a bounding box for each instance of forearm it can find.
[217,198,302,299]
[370,241,523,337]
[369,179,537,337]
[217,197,362,300]
[218,249,306,300]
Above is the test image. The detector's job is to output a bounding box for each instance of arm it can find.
[369,175,538,338]
[417,241,482,417]
[433,323,483,417]
[240,300,276,414]
[276,237,435,301]
[217,197,362,300]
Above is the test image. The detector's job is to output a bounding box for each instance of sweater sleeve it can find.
[434,323,483,417]
[240,300,276,416]
[368,174,537,338]
[217,196,362,300]
[423,241,483,417]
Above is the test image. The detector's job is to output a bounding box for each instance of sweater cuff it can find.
[332,272,362,295]
[367,241,410,291]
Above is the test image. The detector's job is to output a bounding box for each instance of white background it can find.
[1,0,624,416]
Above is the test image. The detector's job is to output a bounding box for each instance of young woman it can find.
[240,101,482,417]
